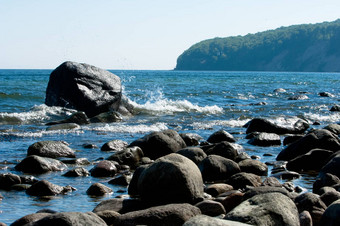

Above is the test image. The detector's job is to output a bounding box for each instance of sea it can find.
[0,69,339,224]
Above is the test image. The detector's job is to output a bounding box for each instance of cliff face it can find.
[175,19,340,72]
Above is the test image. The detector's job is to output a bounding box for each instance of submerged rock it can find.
[45,61,123,117]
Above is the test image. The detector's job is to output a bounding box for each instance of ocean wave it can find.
[0,105,76,125]
[130,98,223,115]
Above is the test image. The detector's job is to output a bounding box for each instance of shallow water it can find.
[0,69,339,224]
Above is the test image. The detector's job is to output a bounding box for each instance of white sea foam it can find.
[192,118,250,130]
[87,122,168,134]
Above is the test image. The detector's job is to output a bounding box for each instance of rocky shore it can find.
[1,62,340,225]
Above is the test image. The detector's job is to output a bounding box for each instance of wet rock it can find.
[313,173,340,193]
[238,159,268,176]
[195,200,226,216]
[107,146,143,169]
[205,183,234,197]
[62,167,90,177]
[61,157,90,165]
[27,140,75,159]
[0,173,21,190]
[261,177,282,187]
[246,118,309,135]
[24,212,106,226]
[113,203,201,226]
[129,129,186,160]
[128,165,148,197]
[11,213,51,226]
[15,155,67,174]
[86,183,113,196]
[101,139,128,152]
[205,141,239,161]
[45,61,123,118]
[248,132,281,146]
[26,180,73,196]
[283,135,304,146]
[46,123,80,131]
[271,170,300,180]
[184,215,252,226]
[295,192,327,225]
[286,149,334,171]
[226,172,262,190]
[198,155,240,183]
[177,147,207,165]
[320,190,340,206]
[299,210,313,226]
[90,111,122,123]
[277,129,340,161]
[82,143,98,149]
[90,160,117,177]
[324,123,340,135]
[219,192,244,213]
[93,198,145,214]
[108,174,131,186]
[180,133,202,146]
[137,153,204,205]
[95,210,120,226]
[225,192,299,226]
[243,186,291,200]
[319,92,335,97]
[46,111,90,126]
[288,94,309,100]
[330,104,340,112]
[207,130,236,143]
[319,199,340,225]
[319,152,340,178]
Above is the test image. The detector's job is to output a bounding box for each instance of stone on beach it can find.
[11,213,52,226]
[0,173,21,190]
[225,192,300,226]
[286,149,334,171]
[106,146,144,169]
[205,141,239,161]
[113,203,201,226]
[90,160,117,177]
[101,139,128,152]
[86,183,113,196]
[238,159,268,176]
[26,180,73,197]
[45,61,123,118]
[207,129,236,143]
[176,147,207,165]
[136,153,204,205]
[247,132,281,146]
[128,129,186,160]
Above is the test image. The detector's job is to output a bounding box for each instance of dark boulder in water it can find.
[246,118,309,135]
[176,147,207,165]
[277,129,340,161]
[207,129,236,143]
[106,146,144,169]
[0,173,21,190]
[248,132,281,146]
[90,160,117,177]
[86,182,113,196]
[319,152,340,178]
[26,180,73,196]
[45,61,123,118]
[15,155,67,174]
[330,104,340,111]
[27,140,75,159]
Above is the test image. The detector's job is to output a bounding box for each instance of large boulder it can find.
[238,159,268,176]
[286,149,334,171]
[27,140,75,159]
[207,130,236,143]
[198,155,241,183]
[184,215,252,226]
[45,61,123,117]
[205,141,239,161]
[225,192,300,226]
[319,199,340,225]
[23,212,107,226]
[176,147,207,165]
[11,213,52,226]
[90,160,117,177]
[136,153,204,205]
[15,155,67,174]
[226,172,262,190]
[277,129,340,161]
[129,129,186,160]
[0,173,21,190]
[246,118,309,135]
[113,203,201,226]
[295,192,327,225]
[86,183,113,196]
[319,152,340,178]
[93,198,145,214]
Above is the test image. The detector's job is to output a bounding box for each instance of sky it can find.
[1,0,340,70]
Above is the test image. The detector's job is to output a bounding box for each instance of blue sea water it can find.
[0,69,340,224]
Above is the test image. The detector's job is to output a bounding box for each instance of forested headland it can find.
[175,19,340,72]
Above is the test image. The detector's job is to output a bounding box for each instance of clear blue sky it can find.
[1,0,339,70]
